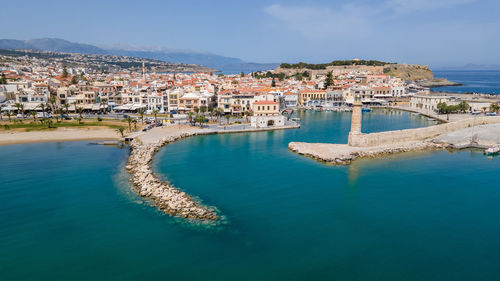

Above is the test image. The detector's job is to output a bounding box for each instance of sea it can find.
[433,70,500,94]
[2,109,500,281]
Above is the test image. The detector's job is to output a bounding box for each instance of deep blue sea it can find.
[433,70,500,94]
[2,109,500,281]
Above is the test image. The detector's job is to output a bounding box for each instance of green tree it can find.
[195,114,205,127]
[187,111,194,125]
[324,71,333,90]
[38,103,47,118]
[457,101,469,113]
[64,103,70,115]
[490,103,500,113]
[30,110,37,121]
[137,108,146,123]
[271,78,276,87]
[126,116,133,132]
[225,114,231,125]
[14,103,24,120]
[0,73,7,84]
[244,111,250,123]
[116,127,125,138]
[216,108,223,123]
[152,109,159,124]
[62,66,68,78]
[70,75,78,84]
[240,72,245,77]
[5,110,12,122]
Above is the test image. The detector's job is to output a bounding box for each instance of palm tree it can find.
[216,108,223,123]
[5,110,11,122]
[14,103,24,120]
[132,119,137,130]
[244,111,250,123]
[152,109,159,124]
[116,127,125,138]
[58,108,64,121]
[194,107,200,115]
[187,111,194,125]
[137,108,146,123]
[30,111,37,121]
[126,116,133,132]
[208,107,214,121]
[200,106,207,115]
[225,114,231,125]
[76,107,84,119]
[64,103,70,115]
[38,103,46,119]
[195,114,205,128]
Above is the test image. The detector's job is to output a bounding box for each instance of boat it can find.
[361,108,371,112]
[484,145,500,156]
[291,117,301,121]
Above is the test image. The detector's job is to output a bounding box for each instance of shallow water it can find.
[1,110,500,281]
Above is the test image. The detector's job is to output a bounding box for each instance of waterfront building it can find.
[250,100,285,128]
[283,92,298,108]
[298,90,327,107]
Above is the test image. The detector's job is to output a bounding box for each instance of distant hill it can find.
[0,38,278,73]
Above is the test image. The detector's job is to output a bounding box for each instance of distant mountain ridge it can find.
[0,38,279,73]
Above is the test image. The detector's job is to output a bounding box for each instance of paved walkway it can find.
[434,123,500,146]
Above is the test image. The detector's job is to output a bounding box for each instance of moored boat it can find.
[484,145,500,156]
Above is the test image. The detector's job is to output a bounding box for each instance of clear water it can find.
[433,70,500,94]
[2,109,500,281]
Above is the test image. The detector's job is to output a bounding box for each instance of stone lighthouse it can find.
[348,94,362,146]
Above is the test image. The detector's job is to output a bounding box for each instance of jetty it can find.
[289,96,500,165]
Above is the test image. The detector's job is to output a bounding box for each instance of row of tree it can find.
[280,60,395,70]
[436,101,470,114]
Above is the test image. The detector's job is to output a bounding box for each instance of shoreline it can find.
[0,127,121,146]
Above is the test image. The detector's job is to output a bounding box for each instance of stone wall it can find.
[349,116,500,147]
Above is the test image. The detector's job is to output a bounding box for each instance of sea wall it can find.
[127,132,219,222]
[349,116,500,147]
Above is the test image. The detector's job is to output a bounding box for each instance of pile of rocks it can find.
[126,132,218,222]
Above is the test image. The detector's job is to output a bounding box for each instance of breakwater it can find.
[126,132,219,222]
[289,141,447,165]
[349,116,500,147]
[126,123,300,222]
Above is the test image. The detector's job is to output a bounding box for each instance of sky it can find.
[2,0,500,67]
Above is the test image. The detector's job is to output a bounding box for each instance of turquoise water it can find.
[2,109,500,281]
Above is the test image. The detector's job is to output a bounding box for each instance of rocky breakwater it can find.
[289,141,449,165]
[126,133,218,223]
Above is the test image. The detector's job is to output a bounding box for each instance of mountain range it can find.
[0,38,279,73]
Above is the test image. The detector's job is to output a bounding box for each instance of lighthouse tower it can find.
[348,94,362,146]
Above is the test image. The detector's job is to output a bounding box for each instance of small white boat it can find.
[484,145,500,156]
[291,117,301,121]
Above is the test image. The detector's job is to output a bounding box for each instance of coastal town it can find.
[2,51,500,133]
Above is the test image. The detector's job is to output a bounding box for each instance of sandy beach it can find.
[0,127,121,146]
